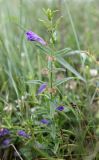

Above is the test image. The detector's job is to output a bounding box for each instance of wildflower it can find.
[89,69,98,77]
[0,128,10,137]
[56,106,64,111]
[40,119,49,124]
[37,83,47,95]
[26,31,46,45]
[2,139,11,146]
[30,107,36,113]
[18,130,30,138]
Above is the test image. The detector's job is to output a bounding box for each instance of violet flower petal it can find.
[37,83,47,95]
[40,119,49,124]
[56,106,64,111]
[0,128,10,137]
[2,139,11,146]
[18,130,29,138]
[26,31,46,45]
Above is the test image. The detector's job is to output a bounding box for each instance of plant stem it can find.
[50,60,53,99]
[10,144,23,160]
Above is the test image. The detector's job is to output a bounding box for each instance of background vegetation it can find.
[0,0,99,159]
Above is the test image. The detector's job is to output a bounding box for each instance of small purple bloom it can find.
[2,139,11,146]
[26,31,46,45]
[56,106,64,111]
[40,119,49,124]
[18,130,29,138]
[0,128,10,137]
[37,83,47,95]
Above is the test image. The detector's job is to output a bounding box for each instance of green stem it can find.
[10,144,23,160]
[50,60,53,99]
[32,146,54,160]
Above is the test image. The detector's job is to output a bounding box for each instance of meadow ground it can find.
[0,0,99,159]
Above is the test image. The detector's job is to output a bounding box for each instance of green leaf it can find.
[53,142,59,154]
[64,50,81,57]
[53,67,66,72]
[54,77,75,86]
[36,44,52,55]
[64,50,87,58]
[55,47,71,56]
[56,56,86,82]
[26,80,44,84]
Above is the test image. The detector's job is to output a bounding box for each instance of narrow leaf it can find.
[26,80,44,84]
[56,56,86,82]
[36,44,52,55]
[55,47,71,56]
[54,77,75,86]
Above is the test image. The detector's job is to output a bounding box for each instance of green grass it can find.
[0,0,99,160]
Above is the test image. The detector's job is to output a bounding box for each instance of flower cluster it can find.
[0,32,64,149]
[0,128,30,147]
[40,106,64,125]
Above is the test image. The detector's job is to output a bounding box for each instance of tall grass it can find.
[0,0,99,159]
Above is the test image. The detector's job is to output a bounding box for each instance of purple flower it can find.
[2,139,11,146]
[56,106,64,111]
[40,119,49,125]
[37,83,47,95]
[18,130,30,138]
[26,31,46,45]
[0,128,10,137]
